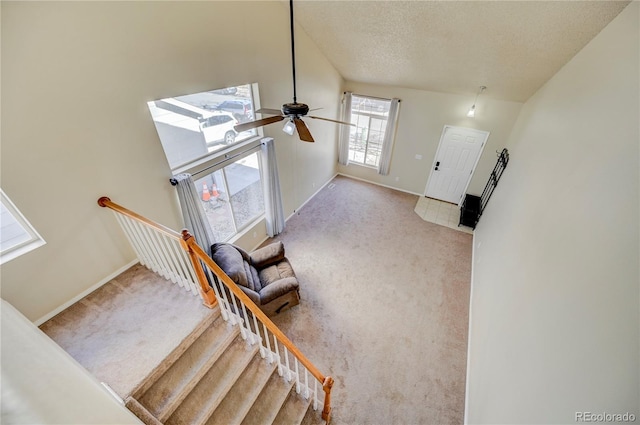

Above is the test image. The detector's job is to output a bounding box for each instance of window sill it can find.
[344,161,378,171]
[1,239,46,265]
[172,135,263,176]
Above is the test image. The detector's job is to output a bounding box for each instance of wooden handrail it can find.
[98,197,181,239]
[182,224,333,420]
[97,197,217,308]
[99,196,333,420]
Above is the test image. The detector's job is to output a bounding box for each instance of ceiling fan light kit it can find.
[233,0,353,143]
[283,119,296,135]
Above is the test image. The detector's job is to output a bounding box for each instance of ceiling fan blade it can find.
[293,118,314,143]
[308,115,355,126]
[256,108,283,116]
[234,115,285,133]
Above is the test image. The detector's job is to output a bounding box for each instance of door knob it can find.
[435,161,440,171]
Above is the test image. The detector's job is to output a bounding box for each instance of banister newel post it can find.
[322,376,334,422]
[181,230,217,309]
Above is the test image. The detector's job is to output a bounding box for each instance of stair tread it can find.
[166,336,259,425]
[205,354,277,425]
[132,309,220,399]
[300,404,326,425]
[273,388,313,425]
[140,317,239,419]
[240,366,295,425]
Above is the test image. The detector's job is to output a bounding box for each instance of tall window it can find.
[193,152,264,242]
[148,84,266,243]
[347,95,392,168]
[1,189,46,265]
[148,84,257,171]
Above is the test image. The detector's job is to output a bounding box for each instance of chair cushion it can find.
[210,243,253,290]
[249,241,286,269]
[258,258,296,287]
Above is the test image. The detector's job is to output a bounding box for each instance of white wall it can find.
[1,299,141,424]
[338,82,522,196]
[0,1,342,321]
[466,3,639,423]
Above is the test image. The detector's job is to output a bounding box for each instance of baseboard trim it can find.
[34,259,139,326]
[463,232,477,424]
[286,173,339,221]
[336,173,423,196]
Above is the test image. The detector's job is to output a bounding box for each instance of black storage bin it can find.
[459,194,481,229]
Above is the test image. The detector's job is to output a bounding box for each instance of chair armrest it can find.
[259,277,299,305]
[238,285,260,306]
[250,241,285,269]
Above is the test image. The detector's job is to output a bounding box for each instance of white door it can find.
[425,125,489,204]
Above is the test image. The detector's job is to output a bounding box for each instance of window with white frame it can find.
[347,95,392,167]
[1,189,46,265]
[148,84,266,242]
[193,152,264,242]
[148,84,258,171]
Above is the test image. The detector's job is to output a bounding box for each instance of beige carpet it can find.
[265,175,473,424]
[40,264,215,398]
[40,175,472,424]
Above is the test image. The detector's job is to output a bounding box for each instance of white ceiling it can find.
[292,1,630,102]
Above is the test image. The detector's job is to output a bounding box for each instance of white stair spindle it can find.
[284,346,292,382]
[252,313,265,357]
[274,335,283,376]
[263,323,273,363]
[230,293,246,338]
[314,379,318,410]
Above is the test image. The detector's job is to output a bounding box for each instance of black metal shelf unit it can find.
[459,148,509,229]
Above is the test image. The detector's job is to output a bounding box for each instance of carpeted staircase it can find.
[123,306,322,425]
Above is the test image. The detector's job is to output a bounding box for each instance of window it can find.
[148,84,257,171]
[193,152,264,242]
[1,189,45,265]
[148,83,268,243]
[347,95,392,168]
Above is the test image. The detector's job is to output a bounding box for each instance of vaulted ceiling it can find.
[292,1,630,102]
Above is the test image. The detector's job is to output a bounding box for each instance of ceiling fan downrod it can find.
[289,0,297,105]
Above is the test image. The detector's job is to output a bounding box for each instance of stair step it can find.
[300,404,326,425]
[240,367,295,425]
[204,354,277,425]
[124,396,163,425]
[139,317,239,420]
[273,388,313,425]
[165,336,259,425]
[132,308,220,399]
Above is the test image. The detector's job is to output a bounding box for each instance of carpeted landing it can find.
[39,263,215,399]
[40,174,473,425]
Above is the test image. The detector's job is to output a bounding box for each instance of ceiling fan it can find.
[234,0,353,143]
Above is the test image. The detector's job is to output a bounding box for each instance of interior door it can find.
[425,125,489,204]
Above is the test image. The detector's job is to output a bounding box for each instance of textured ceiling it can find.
[292,1,630,102]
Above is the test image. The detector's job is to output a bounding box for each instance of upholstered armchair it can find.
[210,241,300,316]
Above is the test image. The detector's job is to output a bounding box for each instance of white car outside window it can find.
[200,112,237,145]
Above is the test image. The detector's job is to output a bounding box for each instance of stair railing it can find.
[98,196,334,422]
[97,197,217,308]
